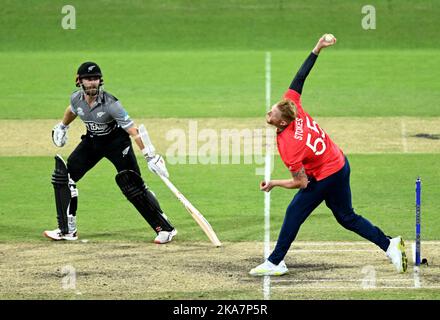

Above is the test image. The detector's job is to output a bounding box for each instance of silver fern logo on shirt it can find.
[122,146,130,157]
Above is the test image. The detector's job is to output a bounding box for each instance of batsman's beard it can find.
[82,85,99,97]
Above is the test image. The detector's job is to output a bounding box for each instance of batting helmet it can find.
[75,62,103,87]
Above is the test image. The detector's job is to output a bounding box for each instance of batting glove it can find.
[52,122,69,147]
[146,154,169,178]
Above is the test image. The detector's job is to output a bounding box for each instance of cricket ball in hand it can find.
[324,34,335,43]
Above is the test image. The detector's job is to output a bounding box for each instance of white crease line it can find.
[413,266,421,289]
[290,241,440,246]
[263,276,270,301]
[411,243,422,289]
[271,279,413,283]
[263,51,272,302]
[271,286,440,290]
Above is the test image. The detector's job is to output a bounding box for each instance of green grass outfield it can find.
[2,0,439,51]
[1,154,439,242]
[1,0,439,119]
[1,50,439,119]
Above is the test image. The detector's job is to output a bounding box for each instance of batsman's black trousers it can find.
[268,157,391,265]
[67,127,140,182]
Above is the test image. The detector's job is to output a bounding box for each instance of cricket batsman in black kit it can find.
[44,62,177,244]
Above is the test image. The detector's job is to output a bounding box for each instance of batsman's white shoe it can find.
[249,260,288,276]
[386,236,408,273]
[154,229,177,244]
[43,228,78,241]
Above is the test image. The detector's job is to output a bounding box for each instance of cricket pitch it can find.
[1,241,439,300]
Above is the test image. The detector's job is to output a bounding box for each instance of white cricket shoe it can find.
[386,236,408,273]
[154,229,177,244]
[43,228,78,241]
[249,260,288,276]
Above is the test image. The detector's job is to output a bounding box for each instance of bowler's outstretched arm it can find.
[289,52,318,95]
[289,35,337,95]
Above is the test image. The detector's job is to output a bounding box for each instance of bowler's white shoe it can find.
[249,260,288,276]
[154,229,177,244]
[386,236,408,273]
[43,228,78,241]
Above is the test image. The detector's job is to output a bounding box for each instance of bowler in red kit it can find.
[250,35,408,276]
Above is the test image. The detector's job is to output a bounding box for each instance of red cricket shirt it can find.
[277,89,345,181]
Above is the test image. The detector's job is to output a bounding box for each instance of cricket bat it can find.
[138,124,222,247]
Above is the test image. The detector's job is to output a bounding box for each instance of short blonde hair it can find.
[276,99,297,123]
